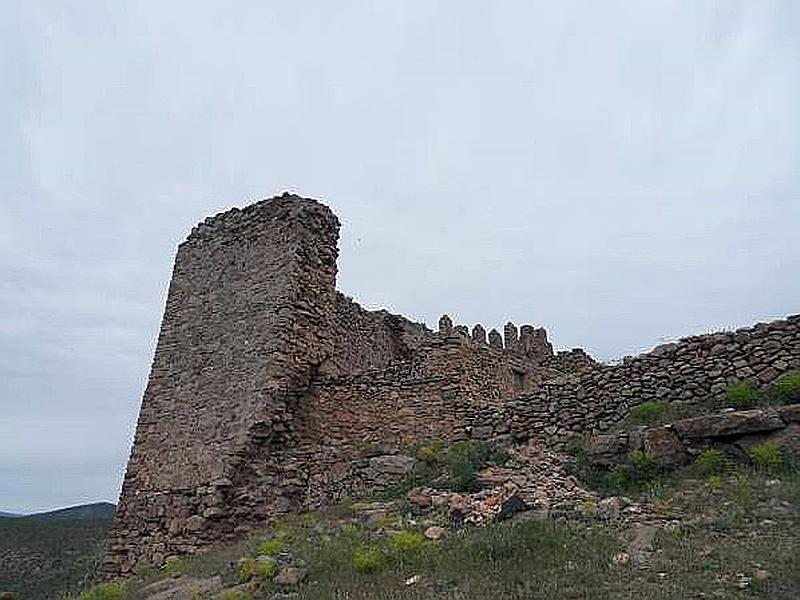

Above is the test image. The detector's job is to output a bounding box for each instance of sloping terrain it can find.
[0,504,115,599]
[72,437,799,600]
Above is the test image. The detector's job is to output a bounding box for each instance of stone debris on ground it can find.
[406,442,598,527]
[137,575,223,600]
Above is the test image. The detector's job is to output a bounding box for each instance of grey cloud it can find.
[1,0,798,512]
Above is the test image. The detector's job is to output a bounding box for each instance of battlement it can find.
[105,195,800,575]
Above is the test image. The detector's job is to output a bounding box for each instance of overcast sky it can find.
[2,1,798,513]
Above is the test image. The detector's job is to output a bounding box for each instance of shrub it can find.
[444,440,508,492]
[707,474,723,491]
[415,440,446,465]
[749,442,783,473]
[769,371,800,404]
[160,555,184,576]
[66,583,125,600]
[694,448,726,475]
[257,537,285,556]
[629,401,667,424]
[218,591,253,600]
[238,557,276,582]
[652,497,673,515]
[603,466,629,490]
[563,435,587,459]
[725,381,758,409]
[390,530,425,554]
[629,450,658,479]
[352,545,384,573]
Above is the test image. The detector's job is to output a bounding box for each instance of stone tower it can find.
[106,195,341,572]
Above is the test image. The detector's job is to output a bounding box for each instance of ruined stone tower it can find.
[106,194,800,574]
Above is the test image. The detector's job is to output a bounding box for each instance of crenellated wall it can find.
[107,194,800,576]
[505,316,800,446]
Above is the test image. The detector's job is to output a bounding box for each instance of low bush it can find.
[218,590,253,600]
[707,474,723,491]
[445,440,509,492]
[415,440,446,465]
[409,440,509,493]
[629,401,667,424]
[389,530,425,554]
[603,466,630,491]
[749,442,784,473]
[352,545,384,573]
[629,450,658,479]
[768,371,800,404]
[694,448,726,475]
[257,537,285,556]
[159,555,184,576]
[725,381,758,409]
[238,556,276,582]
[65,583,124,600]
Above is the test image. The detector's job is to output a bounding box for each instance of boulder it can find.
[587,434,628,466]
[497,494,528,521]
[368,454,415,476]
[778,404,800,423]
[642,427,686,466]
[671,409,784,440]
[424,526,446,540]
[628,524,658,565]
[274,566,308,586]
[598,497,622,521]
[140,576,222,600]
[183,515,206,532]
[737,423,800,465]
[407,493,432,509]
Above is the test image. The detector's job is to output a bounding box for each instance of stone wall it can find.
[324,293,432,376]
[506,316,800,446]
[108,195,343,572]
[107,194,799,575]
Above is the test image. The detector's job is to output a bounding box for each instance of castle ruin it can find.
[105,194,800,574]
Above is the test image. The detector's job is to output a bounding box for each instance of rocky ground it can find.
[30,384,800,600]
[63,433,799,600]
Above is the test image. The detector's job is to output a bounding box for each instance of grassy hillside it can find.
[0,504,115,599]
[72,461,799,599]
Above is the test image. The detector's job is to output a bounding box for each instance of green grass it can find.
[64,582,125,600]
[389,530,425,554]
[724,372,800,409]
[749,442,784,473]
[726,380,759,409]
[693,448,727,475]
[256,536,285,556]
[629,401,668,424]
[767,371,800,404]
[62,462,800,600]
[389,439,510,496]
[352,545,384,573]
[238,557,276,582]
[297,519,620,599]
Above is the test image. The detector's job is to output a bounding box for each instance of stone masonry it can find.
[105,194,800,574]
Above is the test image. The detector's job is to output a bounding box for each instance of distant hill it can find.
[26,502,116,522]
[0,512,21,518]
[0,502,115,599]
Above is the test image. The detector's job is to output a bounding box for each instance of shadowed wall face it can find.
[108,196,344,572]
[124,196,340,491]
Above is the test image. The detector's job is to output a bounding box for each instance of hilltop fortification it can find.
[105,194,800,574]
